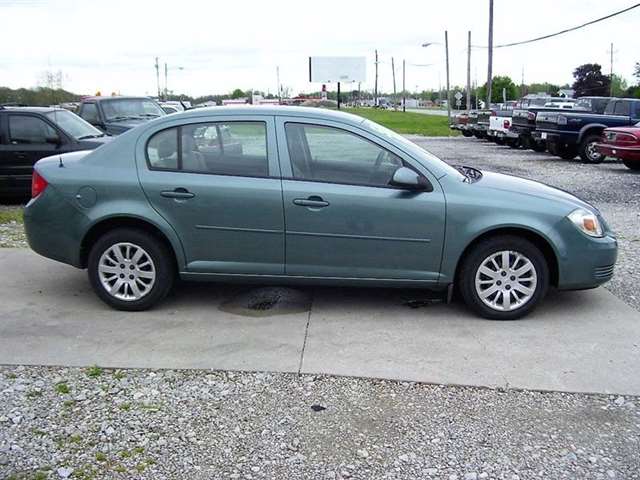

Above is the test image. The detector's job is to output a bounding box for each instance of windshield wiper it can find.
[77,134,104,140]
[138,113,161,118]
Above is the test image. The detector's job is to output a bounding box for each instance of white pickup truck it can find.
[488,110,520,147]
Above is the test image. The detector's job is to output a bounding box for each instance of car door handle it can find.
[293,196,329,208]
[160,188,195,199]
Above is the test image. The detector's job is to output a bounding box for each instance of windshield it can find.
[101,98,165,121]
[363,119,465,180]
[45,110,104,139]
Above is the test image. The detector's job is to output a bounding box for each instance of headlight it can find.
[556,115,567,125]
[567,209,603,237]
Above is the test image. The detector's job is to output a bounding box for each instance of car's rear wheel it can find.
[506,138,520,149]
[88,228,175,311]
[531,141,546,153]
[462,130,473,137]
[623,159,640,170]
[579,134,605,163]
[458,236,549,320]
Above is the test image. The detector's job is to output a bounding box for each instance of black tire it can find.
[520,136,533,150]
[623,159,640,170]
[557,143,578,160]
[547,140,558,156]
[579,134,605,164]
[495,136,505,145]
[458,235,549,320]
[506,138,520,149]
[462,130,473,137]
[531,141,546,153]
[88,228,175,311]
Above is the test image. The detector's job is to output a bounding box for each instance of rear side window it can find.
[8,115,57,144]
[613,101,630,116]
[146,122,268,177]
[80,103,99,123]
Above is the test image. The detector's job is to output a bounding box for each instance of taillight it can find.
[527,112,536,121]
[503,119,511,129]
[31,170,48,198]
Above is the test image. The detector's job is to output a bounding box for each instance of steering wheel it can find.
[368,150,388,184]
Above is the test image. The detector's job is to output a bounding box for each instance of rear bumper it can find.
[23,186,88,268]
[596,143,640,161]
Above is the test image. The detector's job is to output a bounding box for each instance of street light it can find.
[164,63,184,100]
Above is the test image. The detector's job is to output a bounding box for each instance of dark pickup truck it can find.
[509,97,606,152]
[77,96,166,135]
[536,98,640,163]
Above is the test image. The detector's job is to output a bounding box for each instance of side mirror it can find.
[45,135,61,145]
[389,167,431,191]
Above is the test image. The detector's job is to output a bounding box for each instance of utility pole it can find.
[609,42,614,96]
[402,59,406,112]
[164,62,168,100]
[486,0,494,107]
[466,30,471,111]
[154,57,160,100]
[276,66,281,103]
[391,57,397,106]
[445,30,451,124]
[521,65,525,97]
[374,50,379,107]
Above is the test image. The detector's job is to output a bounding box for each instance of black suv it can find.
[0,106,111,197]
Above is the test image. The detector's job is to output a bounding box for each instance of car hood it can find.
[474,171,596,213]
[106,118,150,134]
[77,135,113,148]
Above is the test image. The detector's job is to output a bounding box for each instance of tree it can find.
[571,63,610,97]
[634,62,640,81]
[526,82,560,96]
[610,74,628,97]
[230,88,245,99]
[476,76,517,104]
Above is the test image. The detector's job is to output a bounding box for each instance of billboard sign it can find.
[309,56,366,83]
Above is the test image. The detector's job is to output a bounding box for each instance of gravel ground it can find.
[409,136,640,312]
[1,366,639,480]
[0,204,26,249]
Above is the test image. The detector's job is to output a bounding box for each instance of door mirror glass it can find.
[389,167,431,190]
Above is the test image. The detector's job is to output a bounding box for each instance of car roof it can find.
[81,96,154,102]
[0,106,66,114]
[173,105,368,127]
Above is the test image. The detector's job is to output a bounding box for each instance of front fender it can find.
[577,124,606,143]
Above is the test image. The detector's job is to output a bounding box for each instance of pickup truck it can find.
[450,112,474,137]
[536,98,640,163]
[509,97,589,152]
[77,96,166,135]
[488,109,519,147]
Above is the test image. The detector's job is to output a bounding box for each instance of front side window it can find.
[613,101,630,116]
[146,121,268,177]
[8,115,58,144]
[285,123,404,187]
[80,103,99,123]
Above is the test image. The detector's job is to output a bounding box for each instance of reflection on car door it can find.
[275,117,446,282]
[137,116,285,275]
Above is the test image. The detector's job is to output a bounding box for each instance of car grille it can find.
[594,264,615,279]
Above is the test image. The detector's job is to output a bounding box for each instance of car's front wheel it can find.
[458,236,549,320]
[88,228,175,311]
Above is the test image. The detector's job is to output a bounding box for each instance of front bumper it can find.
[596,143,640,161]
[552,218,618,290]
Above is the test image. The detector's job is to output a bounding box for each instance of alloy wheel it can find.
[98,242,156,301]
[474,250,538,312]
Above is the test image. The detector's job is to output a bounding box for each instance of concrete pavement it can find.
[1,248,638,395]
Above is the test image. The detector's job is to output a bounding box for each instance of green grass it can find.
[55,382,70,394]
[343,108,457,137]
[0,209,23,224]
[86,365,102,378]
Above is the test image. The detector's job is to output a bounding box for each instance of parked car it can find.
[0,106,110,197]
[77,96,166,135]
[24,106,617,320]
[510,97,589,152]
[596,124,640,170]
[536,98,640,163]
[488,109,519,147]
[450,112,474,137]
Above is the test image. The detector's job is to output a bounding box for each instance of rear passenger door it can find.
[0,114,66,194]
[137,115,285,275]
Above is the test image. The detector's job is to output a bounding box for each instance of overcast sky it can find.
[1,0,638,97]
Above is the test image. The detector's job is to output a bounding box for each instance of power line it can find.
[474,2,640,49]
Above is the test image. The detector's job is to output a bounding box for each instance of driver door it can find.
[275,117,446,282]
